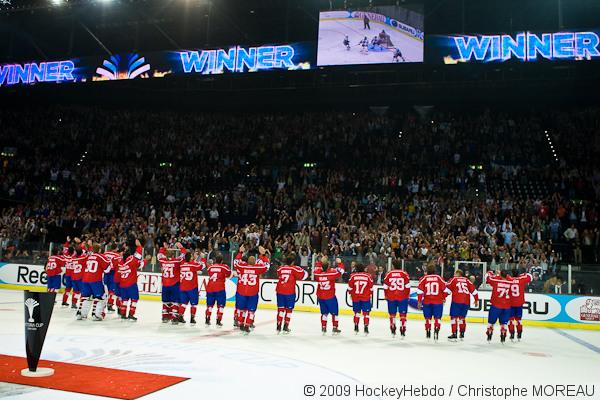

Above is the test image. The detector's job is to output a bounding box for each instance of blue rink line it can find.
[555,329,600,355]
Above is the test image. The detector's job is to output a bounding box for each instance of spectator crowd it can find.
[1,106,599,294]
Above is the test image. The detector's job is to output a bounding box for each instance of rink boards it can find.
[1,262,599,330]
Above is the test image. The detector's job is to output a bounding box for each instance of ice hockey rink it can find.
[317,17,424,66]
[1,289,599,400]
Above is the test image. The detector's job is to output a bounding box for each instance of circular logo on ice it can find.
[25,298,38,323]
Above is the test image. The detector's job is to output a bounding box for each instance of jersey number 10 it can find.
[425,281,439,296]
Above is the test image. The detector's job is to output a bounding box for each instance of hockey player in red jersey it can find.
[205,252,231,326]
[45,247,65,293]
[416,264,449,341]
[446,269,479,341]
[315,256,345,273]
[62,247,75,306]
[103,243,122,313]
[509,269,533,341]
[485,270,513,343]
[348,263,374,334]
[158,242,187,323]
[178,251,204,324]
[61,241,74,307]
[232,245,248,327]
[118,242,146,321]
[113,253,124,316]
[234,247,269,333]
[70,246,87,310]
[314,259,344,334]
[383,259,411,337]
[275,253,308,333]
[78,244,111,321]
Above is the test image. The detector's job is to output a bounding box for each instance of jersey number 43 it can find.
[239,274,257,286]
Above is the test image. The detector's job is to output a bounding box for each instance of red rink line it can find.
[0,354,188,399]
[183,319,276,342]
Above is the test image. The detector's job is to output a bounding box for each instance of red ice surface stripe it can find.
[0,354,188,400]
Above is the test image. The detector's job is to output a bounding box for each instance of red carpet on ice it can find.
[0,354,188,399]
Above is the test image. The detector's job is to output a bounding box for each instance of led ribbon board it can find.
[0,61,76,86]
[178,44,310,74]
[428,31,600,64]
[0,43,313,88]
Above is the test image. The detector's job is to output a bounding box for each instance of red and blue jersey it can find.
[206,263,231,293]
[45,255,65,277]
[486,272,513,309]
[83,253,110,283]
[446,276,479,305]
[158,247,187,287]
[276,264,307,295]
[416,274,448,305]
[510,273,533,307]
[314,268,342,300]
[103,251,121,274]
[180,261,203,291]
[383,270,411,301]
[347,272,373,302]
[235,254,269,296]
[70,254,87,281]
[119,247,144,287]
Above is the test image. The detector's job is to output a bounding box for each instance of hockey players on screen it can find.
[341,29,407,62]
[47,236,537,343]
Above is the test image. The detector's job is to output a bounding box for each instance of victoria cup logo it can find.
[25,298,39,323]
[580,299,600,322]
[95,53,151,81]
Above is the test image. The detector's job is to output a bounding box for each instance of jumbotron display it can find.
[317,3,424,66]
[429,31,600,64]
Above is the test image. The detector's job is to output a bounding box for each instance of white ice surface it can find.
[317,18,424,66]
[0,289,599,400]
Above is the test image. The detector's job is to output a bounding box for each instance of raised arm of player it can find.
[293,265,308,281]
[416,276,426,306]
[467,278,479,305]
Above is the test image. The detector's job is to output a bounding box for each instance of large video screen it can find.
[317,3,424,66]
